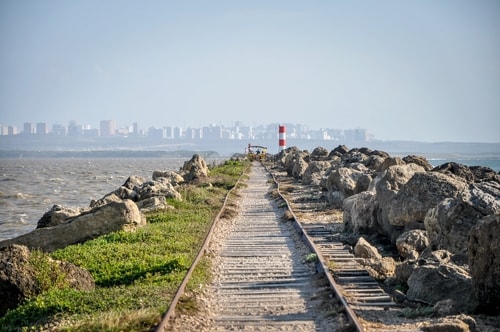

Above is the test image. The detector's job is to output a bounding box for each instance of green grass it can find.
[0,159,248,332]
[398,306,434,319]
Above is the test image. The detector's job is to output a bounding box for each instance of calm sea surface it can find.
[0,156,498,241]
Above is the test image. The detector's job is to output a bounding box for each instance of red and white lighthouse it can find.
[278,125,286,152]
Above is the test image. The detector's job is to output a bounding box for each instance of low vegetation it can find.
[0,159,249,332]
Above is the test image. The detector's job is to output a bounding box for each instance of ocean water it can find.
[0,156,498,242]
[0,158,211,241]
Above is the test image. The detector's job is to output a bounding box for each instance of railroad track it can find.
[157,162,399,331]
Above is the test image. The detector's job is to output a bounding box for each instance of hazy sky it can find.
[1,1,499,142]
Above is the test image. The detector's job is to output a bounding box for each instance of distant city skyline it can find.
[1,1,499,143]
[0,119,371,143]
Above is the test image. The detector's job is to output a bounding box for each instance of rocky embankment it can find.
[0,154,210,317]
[273,145,500,321]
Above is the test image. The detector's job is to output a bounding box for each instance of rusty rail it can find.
[155,163,249,331]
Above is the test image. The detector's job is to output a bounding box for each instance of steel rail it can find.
[264,163,365,332]
[155,163,249,332]
[156,161,365,331]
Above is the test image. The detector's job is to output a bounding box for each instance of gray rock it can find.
[396,230,429,259]
[421,315,476,332]
[0,244,94,316]
[395,259,418,284]
[152,170,184,186]
[0,199,146,252]
[432,299,460,317]
[407,251,478,313]
[328,144,349,157]
[377,156,405,173]
[433,162,475,184]
[461,181,500,216]
[303,160,331,186]
[468,214,500,314]
[181,154,209,181]
[403,155,433,171]
[136,196,171,213]
[374,163,426,241]
[137,179,182,201]
[37,204,87,228]
[310,146,329,160]
[425,198,483,257]
[361,256,396,280]
[327,167,366,197]
[385,172,468,227]
[122,175,146,190]
[469,165,500,184]
[291,156,308,180]
[354,237,382,260]
[0,245,38,316]
[343,191,381,235]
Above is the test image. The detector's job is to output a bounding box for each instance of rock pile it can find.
[274,145,500,315]
[0,154,210,316]
[0,153,209,253]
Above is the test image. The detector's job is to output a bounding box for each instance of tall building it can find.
[52,124,67,136]
[0,125,8,135]
[202,125,222,139]
[23,122,34,134]
[67,121,83,137]
[36,122,48,135]
[100,120,115,137]
[8,125,18,135]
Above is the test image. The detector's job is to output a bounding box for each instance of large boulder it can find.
[396,229,429,259]
[354,237,395,280]
[468,214,500,314]
[365,154,386,171]
[0,244,94,317]
[421,315,477,332]
[152,170,184,186]
[377,156,405,173]
[137,179,182,201]
[136,196,171,213]
[374,164,426,240]
[343,192,381,235]
[469,166,500,184]
[375,164,426,197]
[37,205,87,228]
[122,175,146,190]
[328,144,349,158]
[0,199,146,252]
[90,175,146,208]
[291,156,309,180]
[303,161,331,186]
[406,250,478,314]
[309,146,329,161]
[402,155,433,171]
[433,162,475,184]
[281,148,309,177]
[425,198,484,257]
[0,245,38,316]
[340,149,370,168]
[181,154,209,181]
[461,181,500,216]
[354,237,382,260]
[327,167,368,197]
[385,172,468,227]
